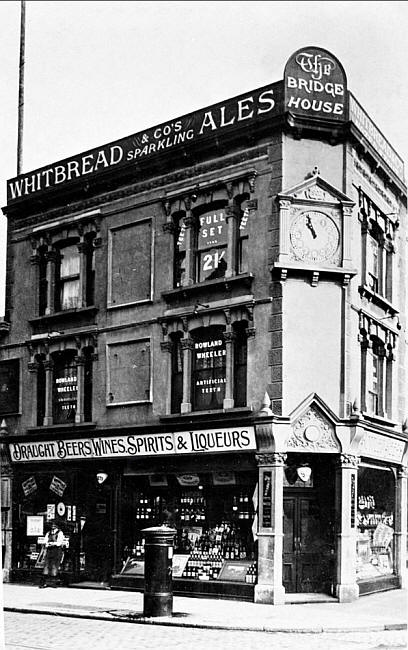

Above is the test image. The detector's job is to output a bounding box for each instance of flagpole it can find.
[17,0,26,175]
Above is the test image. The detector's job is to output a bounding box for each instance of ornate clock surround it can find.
[272,171,357,287]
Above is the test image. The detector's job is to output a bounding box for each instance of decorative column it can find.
[77,240,88,308]
[45,248,58,314]
[223,325,235,410]
[341,204,354,268]
[394,465,408,588]
[377,347,386,417]
[160,341,173,415]
[183,198,196,285]
[335,454,359,602]
[30,246,40,316]
[28,360,39,427]
[75,354,85,423]
[0,455,13,582]
[360,339,370,413]
[43,357,54,426]
[180,337,194,414]
[278,199,292,263]
[254,452,286,604]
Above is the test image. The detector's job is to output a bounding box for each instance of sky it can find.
[1,0,407,316]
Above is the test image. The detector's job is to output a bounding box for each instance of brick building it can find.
[1,46,407,603]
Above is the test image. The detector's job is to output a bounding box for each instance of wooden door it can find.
[283,493,332,593]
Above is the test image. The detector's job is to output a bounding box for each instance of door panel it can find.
[283,493,332,593]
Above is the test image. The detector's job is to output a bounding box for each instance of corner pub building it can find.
[0,47,407,605]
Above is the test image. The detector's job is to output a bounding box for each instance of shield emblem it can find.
[297,466,312,482]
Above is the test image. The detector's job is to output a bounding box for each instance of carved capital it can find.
[245,327,256,339]
[180,337,194,352]
[162,222,176,235]
[45,250,58,264]
[28,361,39,374]
[223,331,236,344]
[248,172,257,194]
[279,199,292,210]
[397,465,408,480]
[93,237,102,249]
[225,205,240,221]
[256,452,287,467]
[246,199,258,211]
[30,253,40,266]
[44,360,54,372]
[75,355,86,366]
[337,454,360,469]
[77,241,89,255]
[160,341,173,353]
[183,215,196,229]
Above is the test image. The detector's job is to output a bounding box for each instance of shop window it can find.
[120,473,257,584]
[192,326,226,411]
[12,471,78,575]
[52,351,78,424]
[359,189,394,302]
[0,359,20,415]
[196,206,228,282]
[108,219,153,307]
[107,339,151,405]
[356,465,395,580]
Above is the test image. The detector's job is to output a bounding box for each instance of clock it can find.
[290,210,340,263]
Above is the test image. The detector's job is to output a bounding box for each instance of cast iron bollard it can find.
[142,525,176,617]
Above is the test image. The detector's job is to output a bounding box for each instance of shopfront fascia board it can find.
[8,426,257,464]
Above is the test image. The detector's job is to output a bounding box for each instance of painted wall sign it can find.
[7,82,282,204]
[358,432,406,464]
[8,426,256,462]
[349,94,404,179]
[284,46,347,121]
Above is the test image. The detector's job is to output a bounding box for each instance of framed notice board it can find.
[218,560,252,583]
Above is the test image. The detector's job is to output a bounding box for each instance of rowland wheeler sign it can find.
[9,426,256,462]
[284,46,347,121]
[7,83,282,204]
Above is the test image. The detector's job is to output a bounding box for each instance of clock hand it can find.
[306,215,317,239]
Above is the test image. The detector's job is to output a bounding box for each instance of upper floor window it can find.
[171,197,250,289]
[360,322,395,420]
[359,189,396,303]
[169,322,248,413]
[35,232,96,316]
[56,243,80,311]
[196,207,228,282]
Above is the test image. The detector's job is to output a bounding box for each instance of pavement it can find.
[2,581,407,634]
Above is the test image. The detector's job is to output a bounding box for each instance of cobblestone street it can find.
[4,612,407,650]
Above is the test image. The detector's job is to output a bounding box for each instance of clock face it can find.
[290,211,340,263]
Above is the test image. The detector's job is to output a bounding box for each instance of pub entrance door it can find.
[283,491,332,593]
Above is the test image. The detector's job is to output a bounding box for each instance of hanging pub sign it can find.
[284,46,347,121]
[22,476,37,496]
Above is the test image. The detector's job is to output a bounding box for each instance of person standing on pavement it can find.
[39,521,64,588]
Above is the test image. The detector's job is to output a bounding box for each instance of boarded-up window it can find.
[0,359,19,415]
[109,219,153,306]
[107,340,151,404]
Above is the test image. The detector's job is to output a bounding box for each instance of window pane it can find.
[108,340,151,403]
[53,355,77,424]
[60,245,80,278]
[197,209,228,281]
[60,278,80,310]
[193,328,226,410]
[198,247,227,281]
